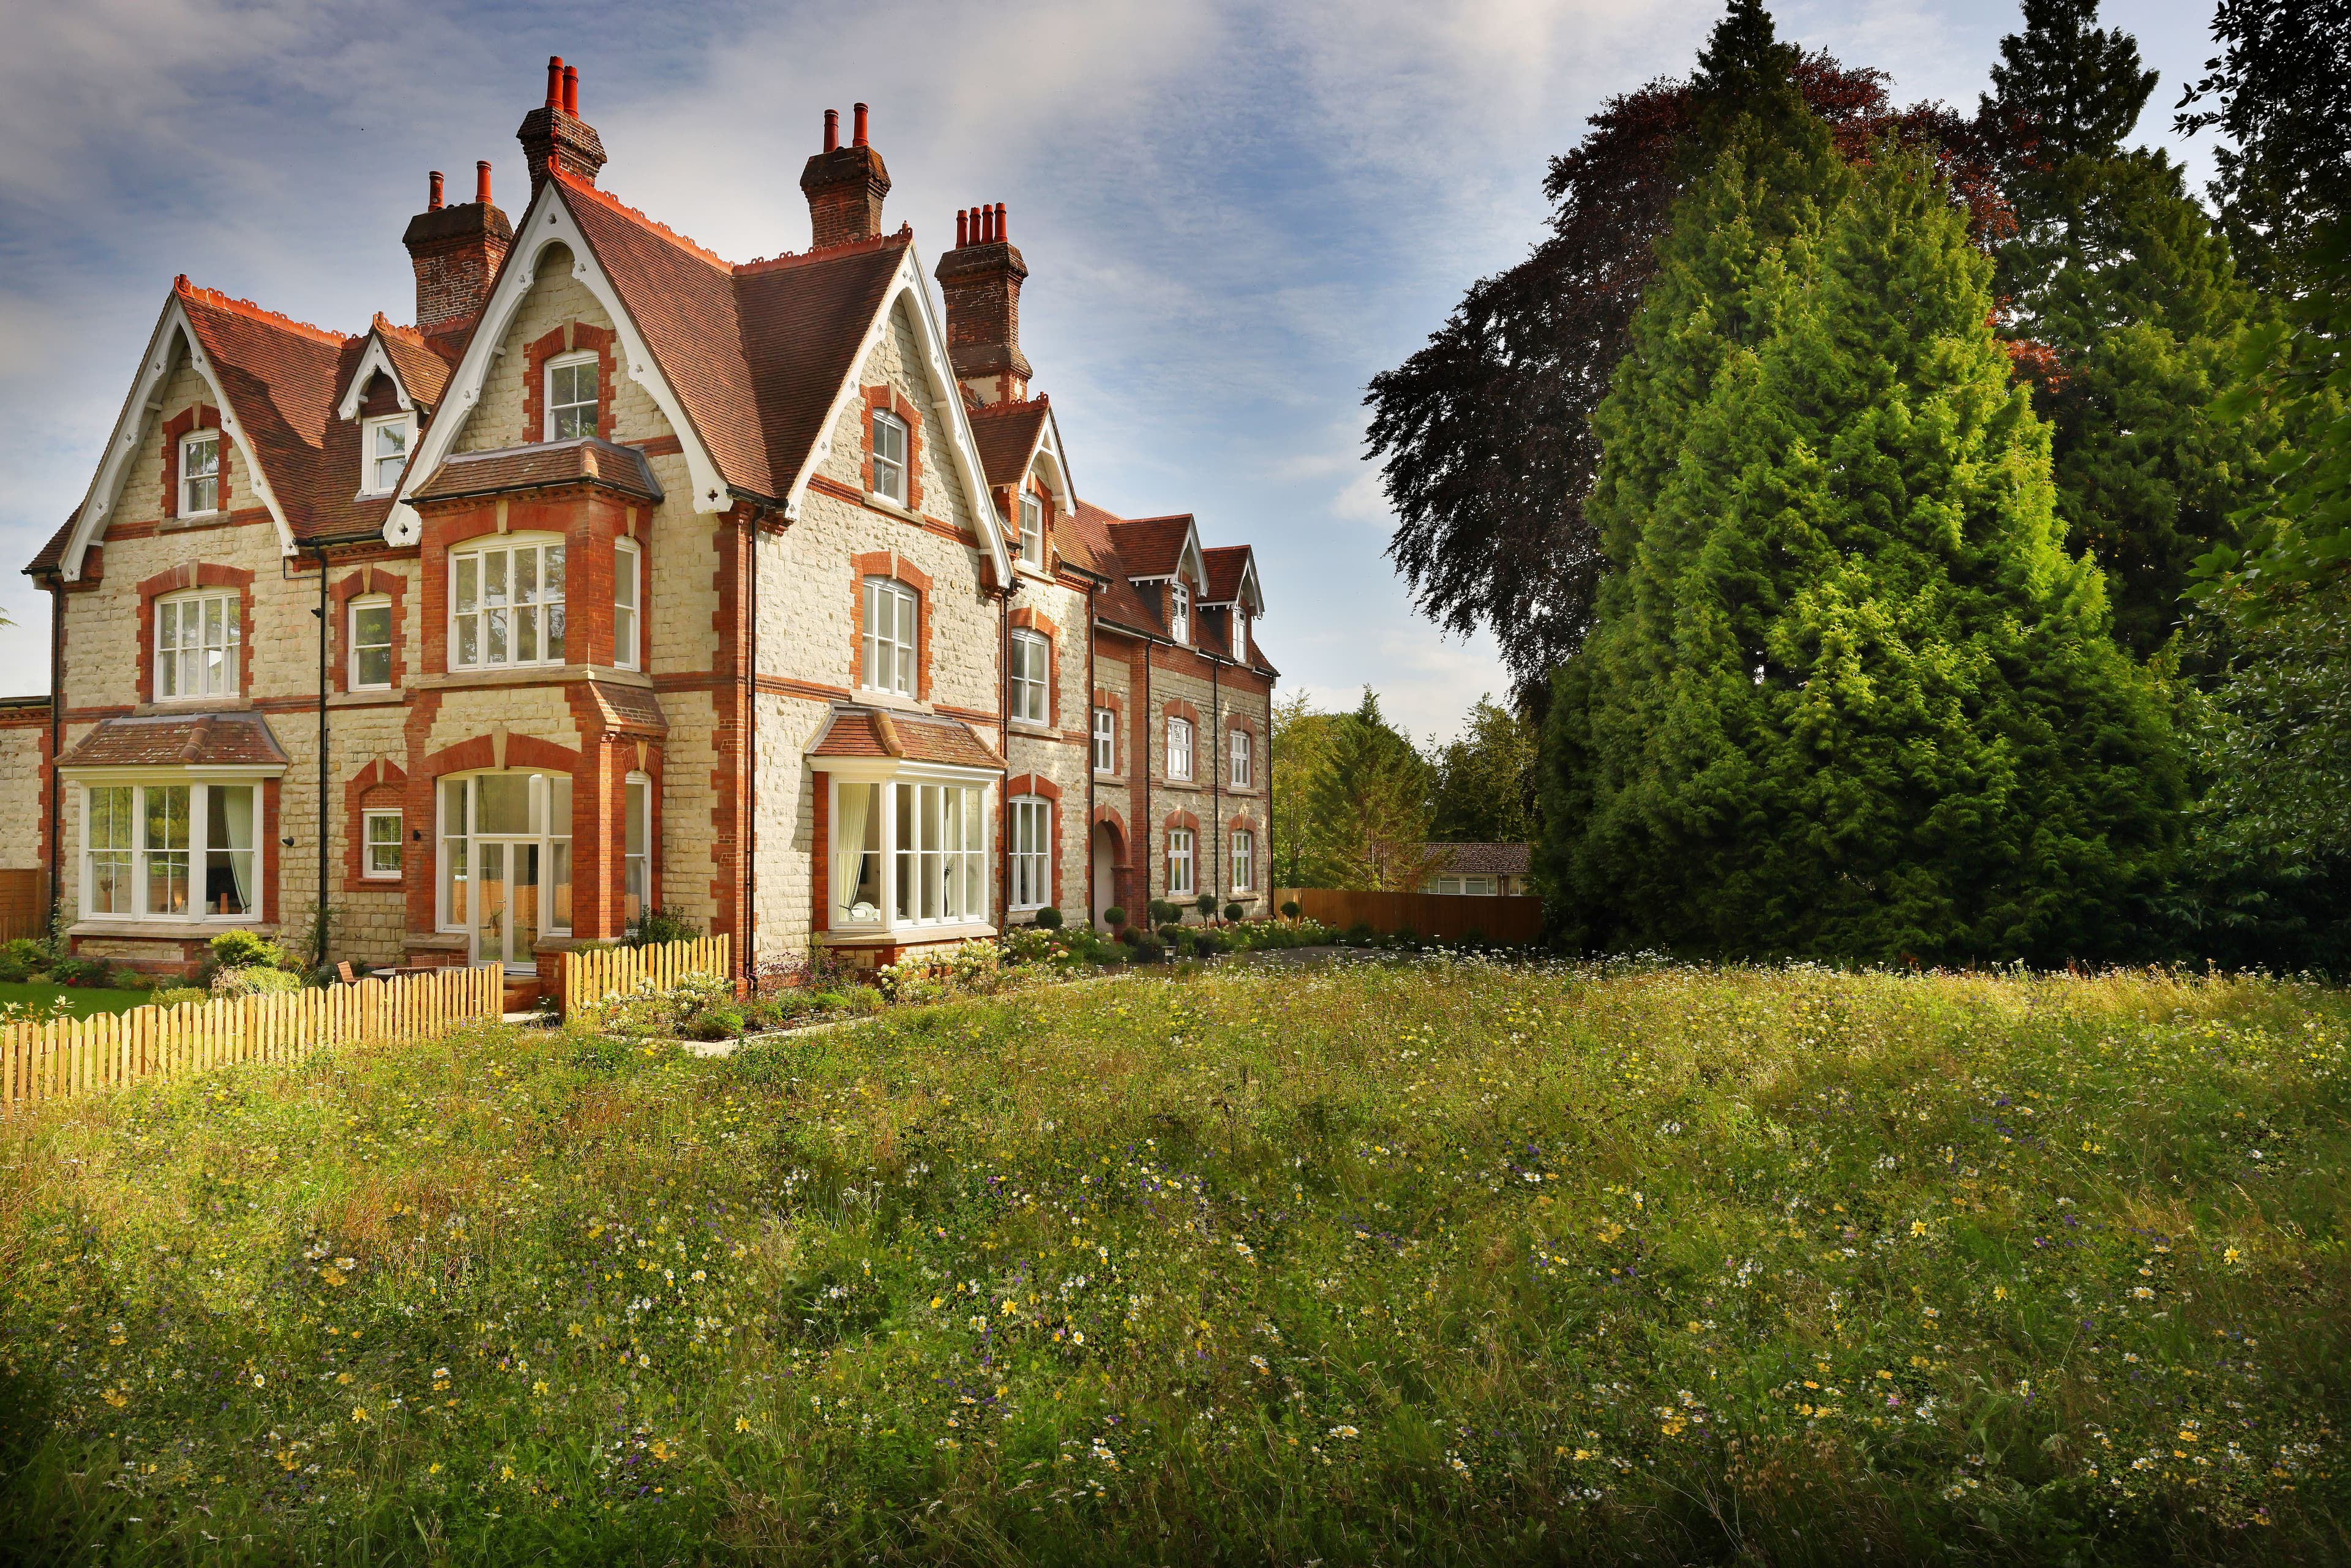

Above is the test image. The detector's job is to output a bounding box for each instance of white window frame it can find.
[871,408,909,504]
[613,538,642,670]
[1169,580,1190,643]
[449,533,566,671]
[825,770,996,935]
[433,770,576,958]
[1018,492,1043,567]
[1166,827,1196,898]
[179,430,221,516]
[1010,629,1049,725]
[1010,795,1051,911]
[623,771,651,928]
[363,809,403,879]
[1229,729,1253,789]
[347,595,394,691]
[546,351,598,441]
[76,777,266,924]
[1166,716,1193,781]
[1231,828,1255,893]
[361,412,414,496]
[1092,707,1116,775]
[154,588,241,701]
[861,576,918,696]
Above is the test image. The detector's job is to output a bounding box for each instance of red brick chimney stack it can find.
[517,54,608,199]
[935,198,1032,405]
[800,103,892,250]
[405,157,512,335]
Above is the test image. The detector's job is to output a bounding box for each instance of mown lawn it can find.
[1,959,2347,1565]
[0,981,160,1019]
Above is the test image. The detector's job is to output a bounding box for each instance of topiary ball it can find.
[1035,906,1063,930]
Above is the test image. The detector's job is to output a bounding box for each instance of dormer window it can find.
[1169,580,1190,643]
[547,353,598,441]
[871,410,909,504]
[362,413,411,495]
[180,432,220,515]
[1019,492,1043,567]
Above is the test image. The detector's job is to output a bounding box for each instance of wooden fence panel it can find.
[560,936,731,1018]
[0,961,506,1116]
[1272,888,1545,945]
[0,869,45,942]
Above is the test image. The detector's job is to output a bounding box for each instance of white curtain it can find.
[219,784,255,910]
[835,783,872,920]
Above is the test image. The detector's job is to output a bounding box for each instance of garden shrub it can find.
[1224,901,1243,922]
[1280,899,1301,920]
[1156,923,1183,947]
[1130,936,1165,962]
[1101,906,1127,929]
[1035,906,1063,930]
[51,956,112,988]
[1118,926,1142,947]
[152,987,207,1009]
[626,907,703,948]
[1193,894,1217,921]
[683,1008,745,1042]
[1346,921,1375,944]
[1192,930,1224,957]
[212,966,301,998]
[208,929,284,973]
[0,936,48,983]
[1147,899,1177,926]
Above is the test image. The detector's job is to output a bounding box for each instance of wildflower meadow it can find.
[1,959,2346,1564]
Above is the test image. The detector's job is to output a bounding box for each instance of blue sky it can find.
[0,0,2222,741]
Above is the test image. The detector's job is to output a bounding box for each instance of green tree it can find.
[1307,690,1442,892]
[1426,695,1539,843]
[1544,138,2182,962]
[1981,0,2267,659]
[1269,692,1341,888]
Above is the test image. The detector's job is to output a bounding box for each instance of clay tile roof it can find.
[1063,500,1164,636]
[809,707,1003,770]
[57,711,289,770]
[969,398,1050,489]
[557,173,910,506]
[408,437,664,505]
[1106,515,1193,580]
[1427,842,1532,876]
[372,317,453,407]
[579,679,668,738]
[1202,545,1252,603]
[26,509,78,576]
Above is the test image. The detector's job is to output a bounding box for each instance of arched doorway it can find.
[1090,818,1127,929]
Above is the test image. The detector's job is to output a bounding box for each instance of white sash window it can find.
[861,577,917,695]
[1010,630,1049,724]
[1010,797,1051,910]
[78,779,259,922]
[827,772,994,934]
[451,536,565,670]
[156,590,240,700]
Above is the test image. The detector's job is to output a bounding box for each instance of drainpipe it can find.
[999,561,1013,932]
[313,542,331,966]
[1139,632,1152,923]
[46,579,62,935]
[743,509,757,994]
[1209,650,1221,919]
[1084,578,1096,928]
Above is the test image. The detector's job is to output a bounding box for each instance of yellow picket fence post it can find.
[557,935,731,1019]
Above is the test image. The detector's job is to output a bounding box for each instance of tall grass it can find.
[1,959,2345,1564]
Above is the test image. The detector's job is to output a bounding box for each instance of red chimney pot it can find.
[956,207,968,246]
[823,108,839,152]
[545,56,563,109]
[428,170,444,211]
[995,202,1007,242]
[562,65,579,117]
[475,160,492,204]
[852,102,869,148]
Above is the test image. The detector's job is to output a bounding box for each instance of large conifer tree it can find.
[1543,132,2181,962]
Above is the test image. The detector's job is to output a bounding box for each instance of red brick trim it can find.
[343,757,411,891]
[812,771,830,936]
[160,403,230,520]
[330,568,408,694]
[135,562,255,703]
[1090,686,1123,775]
[1163,808,1201,833]
[522,321,618,442]
[1160,696,1201,727]
[416,490,638,675]
[849,549,935,701]
[262,779,280,924]
[860,384,926,513]
[1006,772,1063,802]
[420,732,582,779]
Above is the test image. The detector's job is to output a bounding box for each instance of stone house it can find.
[8,60,1277,989]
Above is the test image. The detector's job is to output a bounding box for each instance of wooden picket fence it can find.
[560,935,732,1018]
[1273,888,1546,945]
[2,963,504,1115]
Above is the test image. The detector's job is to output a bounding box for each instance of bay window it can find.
[438,770,572,968]
[156,589,240,700]
[614,539,642,670]
[1010,796,1051,910]
[1010,630,1049,724]
[861,576,917,696]
[827,771,994,934]
[1167,827,1196,897]
[1166,716,1193,781]
[451,535,565,670]
[78,779,258,921]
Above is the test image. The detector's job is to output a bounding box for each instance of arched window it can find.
[156,587,241,699]
[451,534,565,670]
[438,769,573,969]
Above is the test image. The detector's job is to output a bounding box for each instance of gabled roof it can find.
[1427,842,1532,876]
[336,317,454,420]
[1201,544,1264,615]
[1105,514,1199,582]
[809,705,1004,770]
[971,398,1051,492]
[1059,498,1275,675]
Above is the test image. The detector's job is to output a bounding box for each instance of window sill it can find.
[416,664,656,691]
[159,511,227,533]
[331,689,403,708]
[1007,719,1055,737]
[819,921,998,947]
[850,688,932,715]
[134,698,253,716]
[864,491,926,524]
[69,918,265,940]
